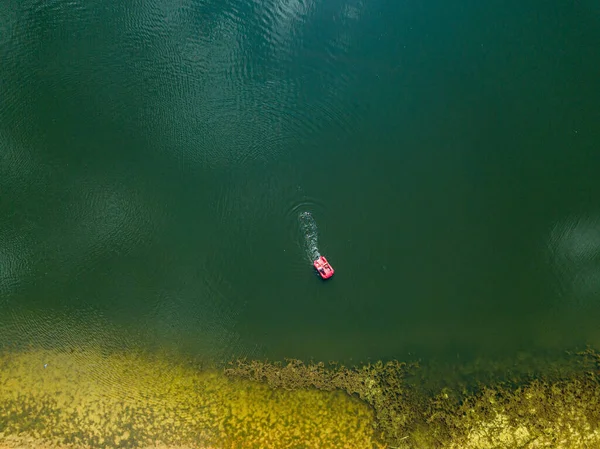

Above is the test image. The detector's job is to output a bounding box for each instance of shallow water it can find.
[1,0,600,367]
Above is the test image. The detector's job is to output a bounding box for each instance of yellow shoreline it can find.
[2,348,600,448]
[0,348,380,449]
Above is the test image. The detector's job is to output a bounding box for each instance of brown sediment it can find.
[0,348,381,449]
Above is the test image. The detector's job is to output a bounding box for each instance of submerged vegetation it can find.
[0,348,380,449]
[225,350,600,449]
[1,347,600,448]
[225,358,420,445]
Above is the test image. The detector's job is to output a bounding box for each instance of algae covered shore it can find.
[226,352,600,448]
[0,348,378,449]
[1,345,600,449]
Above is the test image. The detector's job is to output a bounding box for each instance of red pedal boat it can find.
[313,256,334,279]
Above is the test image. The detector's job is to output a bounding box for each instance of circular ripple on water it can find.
[139,0,366,170]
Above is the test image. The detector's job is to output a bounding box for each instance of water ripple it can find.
[1,0,372,363]
[548,215,600,303]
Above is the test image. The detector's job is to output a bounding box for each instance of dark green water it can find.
[1,0,600,365]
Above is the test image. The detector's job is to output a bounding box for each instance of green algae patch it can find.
[0,349,382,449]
[225,353,600,449]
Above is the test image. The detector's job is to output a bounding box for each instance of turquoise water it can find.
[1,0,600,365]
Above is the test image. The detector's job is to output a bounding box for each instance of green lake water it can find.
[1,0,600,367]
